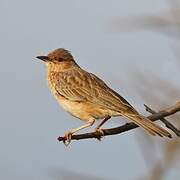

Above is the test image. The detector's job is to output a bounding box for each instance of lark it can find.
[37,48,171,144]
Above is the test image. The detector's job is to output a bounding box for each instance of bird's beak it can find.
[36,56,50,62]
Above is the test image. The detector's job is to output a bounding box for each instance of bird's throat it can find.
[47,61,78,73]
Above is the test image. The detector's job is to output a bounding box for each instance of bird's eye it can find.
[53,57,62,62]
[58,57,64,62]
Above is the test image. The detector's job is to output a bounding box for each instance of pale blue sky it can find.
[0,0,179,179]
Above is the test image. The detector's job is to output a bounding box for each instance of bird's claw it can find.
[63,132,72,146]
[95,128,104,141]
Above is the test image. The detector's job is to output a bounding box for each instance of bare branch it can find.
[144,104,180,137]
[57,101,180,142]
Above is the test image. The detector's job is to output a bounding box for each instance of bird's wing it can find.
[55,68,136,113]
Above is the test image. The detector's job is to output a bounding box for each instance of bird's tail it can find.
[123,113,172,138]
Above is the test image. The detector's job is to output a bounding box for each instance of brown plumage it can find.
[37,48,171,144]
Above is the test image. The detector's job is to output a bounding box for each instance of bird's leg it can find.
[63,119,95,145]
[95,116,111,137]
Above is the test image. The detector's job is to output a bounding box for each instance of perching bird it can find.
[37,48,171,144]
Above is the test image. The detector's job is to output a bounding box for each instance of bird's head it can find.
[36,48,75,64]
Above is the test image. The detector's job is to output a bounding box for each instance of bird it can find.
[36,48,171,144]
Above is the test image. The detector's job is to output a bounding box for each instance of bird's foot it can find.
[94,128,104,141]
[63,132,72,146]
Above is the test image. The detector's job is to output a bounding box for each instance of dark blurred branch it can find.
[111,3,180,38]
[144,104,180,137]
[58,101,180,142]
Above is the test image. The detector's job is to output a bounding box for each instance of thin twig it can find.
[144,104,180,137]
[57,101,180,142]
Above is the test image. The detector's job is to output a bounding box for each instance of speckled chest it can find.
[47,71,84,118]
[47,71,63,102]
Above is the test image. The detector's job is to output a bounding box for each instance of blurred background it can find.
[0,0,179,179]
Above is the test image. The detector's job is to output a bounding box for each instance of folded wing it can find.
[54,68,136,114]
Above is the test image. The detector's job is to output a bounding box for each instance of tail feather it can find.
[123,113,172,138]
